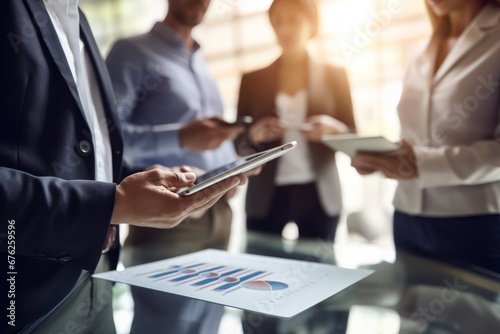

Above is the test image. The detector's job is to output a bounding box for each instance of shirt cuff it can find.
[414,145,454,188]
[153,124,182,155]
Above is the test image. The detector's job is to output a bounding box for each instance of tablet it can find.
[322,134,399,157]
[177,141,297,196]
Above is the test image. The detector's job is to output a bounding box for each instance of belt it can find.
[102,225,118,253]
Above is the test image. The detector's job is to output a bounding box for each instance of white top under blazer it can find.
[394,3,500,217]
[275,90,316,186]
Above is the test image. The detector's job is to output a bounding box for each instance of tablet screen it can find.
[194,152,266,185]
[177,141,296,196]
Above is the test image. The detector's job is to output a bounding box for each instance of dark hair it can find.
[268,0,319,38]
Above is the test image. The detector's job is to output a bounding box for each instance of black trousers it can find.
[394,211,500,275]
[247,183,339,240]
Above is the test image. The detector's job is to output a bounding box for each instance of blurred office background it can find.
[80,1,431,332]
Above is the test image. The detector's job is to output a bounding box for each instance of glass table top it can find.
[238,231,500,334]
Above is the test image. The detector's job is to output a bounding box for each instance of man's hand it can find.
[248,116,286,145]
[180,117,244,151]
[110,168,244,228]
[146,164,205,177]
[301,114,350,142]
[351,141,419,180]
[144,164,260,202]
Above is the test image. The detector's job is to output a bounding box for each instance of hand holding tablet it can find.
[322,134,399,158]
[177,141,297,196]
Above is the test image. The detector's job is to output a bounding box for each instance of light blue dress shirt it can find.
[106,22,236,170]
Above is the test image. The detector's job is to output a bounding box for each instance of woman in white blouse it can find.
[352,0,500,273]
[236,0,355,240]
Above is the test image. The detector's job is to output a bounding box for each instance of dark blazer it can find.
[236,55,355,218]
[1,1,124,332]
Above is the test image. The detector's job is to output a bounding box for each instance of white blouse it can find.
[394,4,500,216]
[274,90,316,186]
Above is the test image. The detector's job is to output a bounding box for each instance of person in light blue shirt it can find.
[107,21,240,171]
[106,0,243,332]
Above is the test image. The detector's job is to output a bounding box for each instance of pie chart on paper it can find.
[200,272,220,278]
[240,280,289,291]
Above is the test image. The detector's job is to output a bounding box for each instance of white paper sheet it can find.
[93,249,373,318]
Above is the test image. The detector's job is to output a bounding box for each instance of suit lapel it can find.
[264,59,280,118]
[307,56,318,117]
[308,55,323,117]
[25,0,86,119]
[79,10,123,180]
[79,11,119,128]
[308,55,334,117]
[433,5,500,85]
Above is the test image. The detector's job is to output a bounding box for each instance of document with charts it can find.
[93,249,373,318]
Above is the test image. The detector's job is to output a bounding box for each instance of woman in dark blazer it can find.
[236,0,355,240]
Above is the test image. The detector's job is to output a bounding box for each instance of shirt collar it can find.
[43,0,80,34]
[150,22,201,53]
[476,2,500,31]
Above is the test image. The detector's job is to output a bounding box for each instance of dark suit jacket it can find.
[236,55,355,218]
[1,1,124,332]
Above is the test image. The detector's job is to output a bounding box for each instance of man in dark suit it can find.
[0,1,243,333]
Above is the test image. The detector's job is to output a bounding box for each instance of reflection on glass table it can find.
[239,231,500,334]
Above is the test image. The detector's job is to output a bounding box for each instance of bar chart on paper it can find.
[93,249,373,318]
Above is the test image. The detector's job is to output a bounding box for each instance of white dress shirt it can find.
[394,3,500,216]
[275,90,316,185]
[44,0,113,182]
